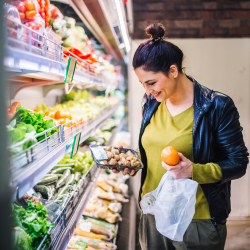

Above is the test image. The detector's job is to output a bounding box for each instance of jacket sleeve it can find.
[214,97,249,183]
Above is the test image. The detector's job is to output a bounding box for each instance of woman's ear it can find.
[169,65,178,78]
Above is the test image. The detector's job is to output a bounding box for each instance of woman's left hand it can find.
[162,153,193,179]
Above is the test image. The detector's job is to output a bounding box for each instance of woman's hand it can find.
[112,145,136,176]
[162,153,193,179]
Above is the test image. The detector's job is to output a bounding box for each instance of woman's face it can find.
[134,66,178,102]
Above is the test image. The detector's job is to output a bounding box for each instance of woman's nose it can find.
[143,84,152,96]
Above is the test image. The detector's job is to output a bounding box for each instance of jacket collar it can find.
[193,78,214,113]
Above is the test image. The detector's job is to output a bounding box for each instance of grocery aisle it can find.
[4,0,135,249]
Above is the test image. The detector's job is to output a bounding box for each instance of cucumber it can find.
[47,185,55,200]
[51,167,72,175]
[37,174,58,186]
[65,174,75,186]
[55,185,71,199]
[56,169,71,189]
[36,192,43,199]
[74,172,81,183]
[77,177,84,190]
[53,163,75,169]
[34,185,50,197]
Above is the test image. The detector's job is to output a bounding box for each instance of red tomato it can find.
[25,1,35,11]
[19,12,25,19]
[26,10,36,19]
[18,4,27,13]
[36,23,43,30]
[27,22,35,30]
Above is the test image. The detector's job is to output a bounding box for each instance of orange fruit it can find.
[161,146,180,166]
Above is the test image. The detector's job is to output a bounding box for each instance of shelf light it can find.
[114,0,131,53]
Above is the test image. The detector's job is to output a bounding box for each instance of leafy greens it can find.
[12,201,54,250]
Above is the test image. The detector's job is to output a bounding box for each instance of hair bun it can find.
[146,23,165,40]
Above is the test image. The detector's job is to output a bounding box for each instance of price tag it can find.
[27,188,35,196]
[64,56,77,83]
[91,146,108,160]
[70,132,81,159]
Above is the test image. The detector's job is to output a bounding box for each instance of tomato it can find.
[27,22,35,30]
[161,146,180,166]
[9,106,16,114]
[11,102,21,109]
[24,1,35,11]
[18,4,27,13]
[26,10,37,19]
[45,111,55,119]
[36,22,43,30]
[19,12,25,19]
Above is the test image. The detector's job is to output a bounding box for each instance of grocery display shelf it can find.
[10,103,120,201]
[4,17,116,98]
[46,117,123,250]
[51,168,101,250]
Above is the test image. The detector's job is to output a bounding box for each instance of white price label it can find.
[92,146,108,160]
[27,188,35,196]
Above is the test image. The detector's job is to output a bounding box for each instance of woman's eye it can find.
[149,82,156,86]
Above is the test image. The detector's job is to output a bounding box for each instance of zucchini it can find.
[47,185,55,200]
[74,172,81,183]
[34,185,50,197]
[53,163,75,169]
[77,177,84,190]
[55,185,71,199]
[56,169,71,189]
[51,167,72,175]
[37,174,58,186]
[65,174,75,186]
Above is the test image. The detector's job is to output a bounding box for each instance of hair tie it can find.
[151,37,163,42]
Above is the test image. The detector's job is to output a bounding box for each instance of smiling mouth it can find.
[152,92,161,98]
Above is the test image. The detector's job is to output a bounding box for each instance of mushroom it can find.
[106,152,114,160]
[109,158,118,165]
[114,155,120,161]
[105,146,111,151]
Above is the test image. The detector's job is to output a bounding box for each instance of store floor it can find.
[135,217,250,250]
[225,220,250,250]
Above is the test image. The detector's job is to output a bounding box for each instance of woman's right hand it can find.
[112,145,136,176]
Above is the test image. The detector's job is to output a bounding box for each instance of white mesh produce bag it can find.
[140,171,198,241]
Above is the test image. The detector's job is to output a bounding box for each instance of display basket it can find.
[89,145,144,171]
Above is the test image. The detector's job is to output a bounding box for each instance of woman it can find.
[114,23,249,250]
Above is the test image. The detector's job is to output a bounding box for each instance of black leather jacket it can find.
[138,78,249,222]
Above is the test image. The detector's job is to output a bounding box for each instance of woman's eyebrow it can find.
[140,79,156,84]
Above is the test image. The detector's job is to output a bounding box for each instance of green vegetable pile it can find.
[7,106,59,153]
[12,200,54,250]
[34,151,94,203]
[58,151,93,175]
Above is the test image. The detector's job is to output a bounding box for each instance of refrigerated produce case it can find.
[3,1,136,249]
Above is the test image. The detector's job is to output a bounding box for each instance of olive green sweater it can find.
[141,101,222,219]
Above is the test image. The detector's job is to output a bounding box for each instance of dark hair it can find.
[132,23,184,75]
